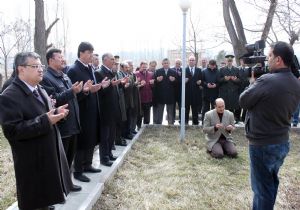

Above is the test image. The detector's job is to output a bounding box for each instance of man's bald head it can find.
[215,98,225,114]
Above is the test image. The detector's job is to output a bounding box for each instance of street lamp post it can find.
[179,0,191,143]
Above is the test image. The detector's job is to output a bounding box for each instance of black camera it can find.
[243,40,266,64]
[242,40,268,78]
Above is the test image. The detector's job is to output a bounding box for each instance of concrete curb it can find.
[6,126,146,210]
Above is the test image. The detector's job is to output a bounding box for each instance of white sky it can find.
[1,0,299,62]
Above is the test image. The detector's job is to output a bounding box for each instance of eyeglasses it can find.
[22,64,45,69]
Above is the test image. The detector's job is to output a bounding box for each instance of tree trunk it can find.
[4,55,7,81]
[261,0,277,41]
[223,0,247,65]
[34,0,47,65]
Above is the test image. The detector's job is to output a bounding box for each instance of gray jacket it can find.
[239,68,300,145]
[203,109,235,151]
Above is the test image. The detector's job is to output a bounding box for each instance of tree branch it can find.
[45,18,59,40]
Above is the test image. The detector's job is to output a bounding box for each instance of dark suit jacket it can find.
[94,65,120,126]
[67,60,100,149]
[0,77,72,210]
[185,66,203,106]
[154,68,177,104]
[41,67,80,138]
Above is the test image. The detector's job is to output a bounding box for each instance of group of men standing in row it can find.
[2,40,298,210]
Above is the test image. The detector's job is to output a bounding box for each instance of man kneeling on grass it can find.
[203,98,238,158]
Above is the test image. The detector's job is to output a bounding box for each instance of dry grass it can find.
[93,126,300,210]
[0,129,16,210]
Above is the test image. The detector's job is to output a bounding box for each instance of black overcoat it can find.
[218,66,241,110]
[94,65,120,126]
[0,77,72,210]
[153,68,177,105]
[67,60,100,149]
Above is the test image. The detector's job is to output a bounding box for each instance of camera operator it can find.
[239,41,300,210]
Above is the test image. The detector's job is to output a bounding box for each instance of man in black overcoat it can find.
[185,55,203,125]
[67,42,104,182]
[218,54,241,122]
[153,58,177,125]
[0,52,72,210]
[94,53,120,166]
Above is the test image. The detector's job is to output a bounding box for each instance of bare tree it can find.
[34,0,59,65]
[187,9,203,67]
[222,0,278,63]
[0,19,32,80]
[274,0,300,45]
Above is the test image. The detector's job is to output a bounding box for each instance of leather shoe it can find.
[109,155,118,161]
[74,173,90,182]
[49,205,55,210]
[131,130,138,134]
[125,134,134,140]
[84,166,101,173]
[115,140,127,146]
[101,160,113,167]
[70,184,82,192]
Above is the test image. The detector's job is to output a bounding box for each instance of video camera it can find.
[242,40,268,78]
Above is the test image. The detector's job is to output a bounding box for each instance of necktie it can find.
[191,68,194,76]
[165,69,168,76]
[33,89,45,105]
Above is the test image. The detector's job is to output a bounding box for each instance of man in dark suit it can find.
[172,59,182,122]
[185,55,203,125]
[41,48,87,192]
[0,52,72,210]
[94,53,119,167]
[153,58,177,125]
[67,42,105,182]
[201,59,219,122]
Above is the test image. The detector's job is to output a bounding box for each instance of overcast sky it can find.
[1,0,299,61]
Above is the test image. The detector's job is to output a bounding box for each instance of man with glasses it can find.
[0,52,72,210]
[218,54,241,123]
[240,41,300,210]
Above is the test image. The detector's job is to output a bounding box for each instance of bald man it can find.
[203,98,238,158]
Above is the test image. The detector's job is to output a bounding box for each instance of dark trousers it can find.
[74,147,94,173]
[249,142,289,210]
[210,138,237,158]
[115,120,124,144]
[62,135,77,169]
[123,108,132,137]
[186,103,201,125]
[155,103,175,125]
[202,97,216,122]
[137,102,152,128]
[100,124,115,162]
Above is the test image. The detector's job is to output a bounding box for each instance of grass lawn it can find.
[0,129,15,210]
[93,126,300,210]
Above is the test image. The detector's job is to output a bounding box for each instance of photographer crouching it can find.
[239,41,300,210]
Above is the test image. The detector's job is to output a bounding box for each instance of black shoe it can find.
[131,130,138,134]
[84,166,101,173]
[109,155,118,161]
[115,140,127,146]
[74,173,90,182]
[49,205,55,210]
[101,160,113,167]
[70,184,82,192]
[112,145,116,150]
[125,134,134,140]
